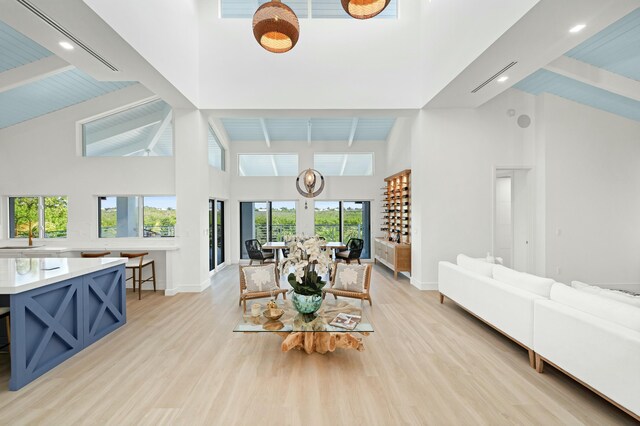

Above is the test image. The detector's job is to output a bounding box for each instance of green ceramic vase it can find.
[292,292,322,314]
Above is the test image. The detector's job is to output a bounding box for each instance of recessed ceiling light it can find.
[497,76,509,83]
[59,41,74,50]
[569,24,586,33]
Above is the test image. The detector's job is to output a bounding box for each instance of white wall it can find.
[419,0,540,106]
[227,140,387,263]
[541,94,640,290]
[83,0,200,105]
[0,84,176,244]
[0,85,219,293]
[412,89,537,289]
[385,117,412,173]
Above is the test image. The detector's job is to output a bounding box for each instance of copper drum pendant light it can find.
[253,0,300,53]
[341,0,391,19]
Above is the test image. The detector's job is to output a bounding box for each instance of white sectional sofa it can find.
[438,255,640,421]
[534,283,640,419]
[438,256,549,368]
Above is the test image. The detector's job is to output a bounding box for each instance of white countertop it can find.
[0,245,179,253]
[0,246,71,254]
[0,257,127,295]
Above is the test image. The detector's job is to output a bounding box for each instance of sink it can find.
[0,246,43,249]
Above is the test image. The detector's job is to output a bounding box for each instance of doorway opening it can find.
[493,168,533,272]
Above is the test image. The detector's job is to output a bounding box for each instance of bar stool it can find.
[121,252,156,300]
[80,251,111,258]
[0,307,10,352]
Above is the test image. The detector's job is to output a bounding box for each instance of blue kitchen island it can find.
[0,257,127,390]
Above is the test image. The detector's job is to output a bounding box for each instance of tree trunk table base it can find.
[276,331,366,354]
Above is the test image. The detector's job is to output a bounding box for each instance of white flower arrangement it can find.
[280,235,332,295]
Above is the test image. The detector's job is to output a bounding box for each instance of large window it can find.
[208,125,225,171]
[9,196,68,239]
[314,200,371,258]
[314,153,374,176]
[240,201,296,258]
[99,196,176,238]
[238,154,298,177]
[220,0,397,19]
[82,99,173,157]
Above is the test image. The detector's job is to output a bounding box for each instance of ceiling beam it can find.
[259,118,271,148]
[348,118,359,148]
[0,56,73,93]
[145,108,173,153]
[544,56,640,102]
[339,154,349,176]
[307,120,312,146]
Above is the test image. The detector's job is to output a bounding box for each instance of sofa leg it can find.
[439,293,445,304]
[528,349,536,369]
[535,353,544,373]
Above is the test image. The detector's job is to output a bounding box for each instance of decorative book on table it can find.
[330,313,361,330]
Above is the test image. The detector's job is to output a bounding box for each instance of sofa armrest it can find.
[534,299,640,417]
[438,261,544,348]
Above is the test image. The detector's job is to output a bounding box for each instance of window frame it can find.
[208,125,226,171]
[8,195,68,239]
[237,153,299,177]
[97,195,177,239]
[78,97,174,158]
[239,200,298,259]
[313,152,375,177]
[313,199,372,259]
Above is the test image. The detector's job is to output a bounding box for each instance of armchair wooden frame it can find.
[239,265,287,313]
[121,252,157,300]
[323,263,372,307]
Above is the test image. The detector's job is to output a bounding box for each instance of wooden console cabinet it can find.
[374,238,411,279]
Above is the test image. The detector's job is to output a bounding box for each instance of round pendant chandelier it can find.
[296,169,325,198]
[340,0,391,19]
[252,0,300,54]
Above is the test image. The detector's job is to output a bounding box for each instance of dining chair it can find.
[335,238,364,265]
[120,252,156,300]
[245,239,275,265]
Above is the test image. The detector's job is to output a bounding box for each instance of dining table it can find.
[261,241,347,266]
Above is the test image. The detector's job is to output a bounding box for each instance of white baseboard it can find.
[164,277,212,296]
[410,278,438,291]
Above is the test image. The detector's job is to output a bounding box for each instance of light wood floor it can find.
[0,264,635,425]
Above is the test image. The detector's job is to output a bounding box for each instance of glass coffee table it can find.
[234,300,374,354]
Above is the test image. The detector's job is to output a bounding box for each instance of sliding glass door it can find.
[343,201,371,259]
[210,199,226,271]
[240,201,297,259]
[314,201,341,241]
[209,200,215,271]
[314,200,371,258]
[216,200,225,266]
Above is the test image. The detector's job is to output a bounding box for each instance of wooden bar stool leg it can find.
[138,267,142,300]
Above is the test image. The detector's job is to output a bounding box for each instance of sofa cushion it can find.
[492,265,554,298]
[571,281,640,308]
[456,254,494,277]
[551,283,640,332]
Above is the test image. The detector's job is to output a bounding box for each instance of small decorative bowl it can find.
[263,308,284,321]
